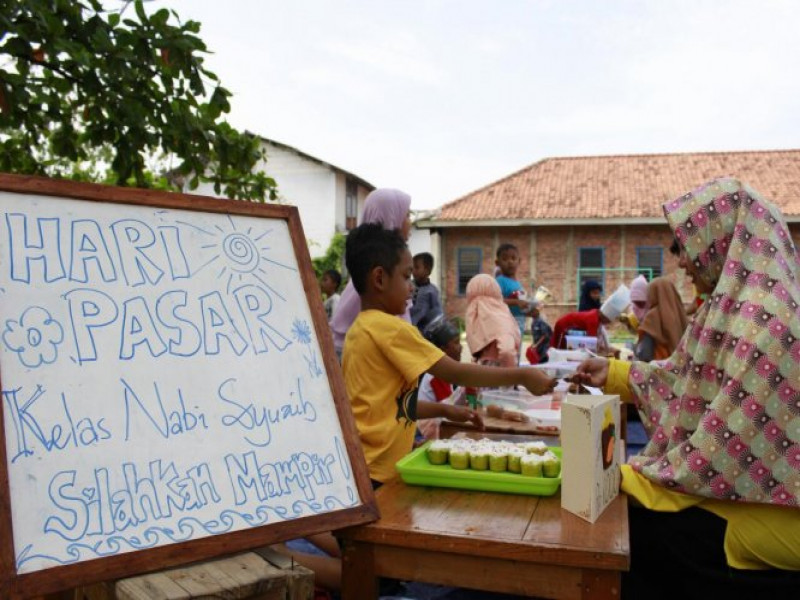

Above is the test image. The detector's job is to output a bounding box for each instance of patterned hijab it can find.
[465,274,521,367]
[628,178,800,505]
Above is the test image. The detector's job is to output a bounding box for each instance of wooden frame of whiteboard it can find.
[0,173,378,599]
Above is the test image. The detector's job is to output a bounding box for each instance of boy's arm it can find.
[428,356,556,396]
[417,401,484,429]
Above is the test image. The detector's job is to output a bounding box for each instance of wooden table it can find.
[440,414,560,439]
[339,478,629,599]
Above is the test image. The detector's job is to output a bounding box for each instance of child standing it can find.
[320,268,341,321]
[410,252,442,333]
[343,224,556,485]
[495,243,530,334]
[416,317,465,440]
[465,274,521,368]
[527,300,552,364]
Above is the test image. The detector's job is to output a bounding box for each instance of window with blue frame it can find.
[578,247,605,291]
[636,247,663,279]
[457,247,482,295]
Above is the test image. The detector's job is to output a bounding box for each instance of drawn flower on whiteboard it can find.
[291,318,312,345]
[290,318,322,377]
[2,306,64,368]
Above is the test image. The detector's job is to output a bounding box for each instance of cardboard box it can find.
[561,394,621,523]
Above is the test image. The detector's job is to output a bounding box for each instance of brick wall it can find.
[438,223,800,325]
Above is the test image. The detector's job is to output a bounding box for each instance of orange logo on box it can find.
[600,406,616,470]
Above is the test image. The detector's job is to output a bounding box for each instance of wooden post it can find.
[341,540,377,599]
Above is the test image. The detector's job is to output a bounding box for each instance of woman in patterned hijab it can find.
[574,178,800,595]
[633,178,799,503]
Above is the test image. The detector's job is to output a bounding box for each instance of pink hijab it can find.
[629,275,650,321]
[465,274,521,367]
[331,189,412,352]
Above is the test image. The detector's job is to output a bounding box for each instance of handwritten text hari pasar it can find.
[5,214,292,363]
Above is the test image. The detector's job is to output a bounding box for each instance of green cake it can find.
[541,451,561,478]
[507,449,524,474]
[520,454,544,477]
[469,449,490,471]
[488,451,508,473]
[426,440,450,465]
[449,447,470,470]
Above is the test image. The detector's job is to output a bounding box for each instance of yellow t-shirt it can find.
[343,310,444,483]
[609,359,800,570]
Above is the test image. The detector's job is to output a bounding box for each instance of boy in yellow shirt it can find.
[274,223,558,593]
[343,223,556,484]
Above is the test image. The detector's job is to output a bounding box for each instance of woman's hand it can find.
[572,358,610,388]
[442,404,485,430]
[521,369,557,396]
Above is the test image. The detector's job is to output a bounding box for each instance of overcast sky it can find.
[159,0,800,209]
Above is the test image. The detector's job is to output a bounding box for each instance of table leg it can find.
[341,540,377,600]
[581,569,621,599]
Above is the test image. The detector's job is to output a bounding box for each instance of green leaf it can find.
[0,0,278,202]
[151,8,170,28]
[134,1,147,24]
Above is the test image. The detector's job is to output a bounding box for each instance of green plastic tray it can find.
[395,443,562,496]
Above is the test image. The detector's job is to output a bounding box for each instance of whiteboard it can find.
[0,181,369,587]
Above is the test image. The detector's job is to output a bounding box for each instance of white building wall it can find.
[191,142,338,259]
[259,144,337,258]
[191,140,375,260]
[408,227,431,258]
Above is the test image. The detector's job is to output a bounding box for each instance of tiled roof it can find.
[434,150,800,222]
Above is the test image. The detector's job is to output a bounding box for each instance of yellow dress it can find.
[607,359,800,570]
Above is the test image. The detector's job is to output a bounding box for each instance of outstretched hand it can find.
[570,358,610,389]
[443,404,485,430]
[521,369,557,396]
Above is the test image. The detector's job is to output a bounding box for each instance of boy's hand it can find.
[442,404,484,430]
[520,369,557,396]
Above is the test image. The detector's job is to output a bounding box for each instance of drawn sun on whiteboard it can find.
[181,215,296,296]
